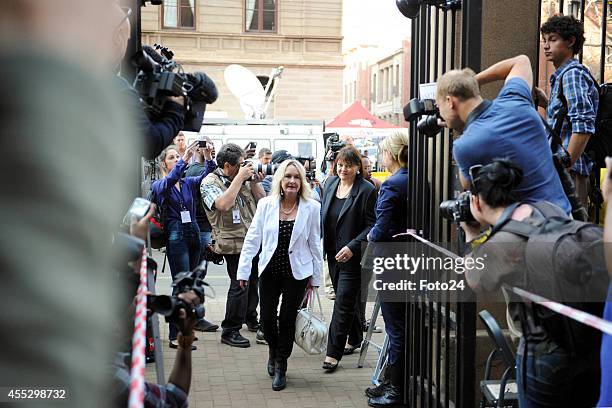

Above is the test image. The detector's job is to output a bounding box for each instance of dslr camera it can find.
[439,191,475,223]
[243,160,279,176]
[403,98,444,137]
[295,156,317,181]
[147,262,210,325]
[132,44,218,132]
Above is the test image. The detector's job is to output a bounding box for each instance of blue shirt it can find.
[369,167,408,242]
[151,159,216,226]
[453,78,571,215]
[547,59,599,176]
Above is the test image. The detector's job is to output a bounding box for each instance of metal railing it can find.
[404,2,482,407]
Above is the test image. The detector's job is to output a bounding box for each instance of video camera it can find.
[404,98,444,137]
[147,261,210,325]
[132,44,218,132]
[295,156,317,181]
[324,133,346,162]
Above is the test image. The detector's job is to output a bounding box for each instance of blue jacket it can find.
[150,159,216,227]
[368,167,408,242]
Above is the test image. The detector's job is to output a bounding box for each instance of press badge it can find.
[232,209,241,224]
[180,211,192,223]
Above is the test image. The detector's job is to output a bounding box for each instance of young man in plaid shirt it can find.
[535,14,600,209]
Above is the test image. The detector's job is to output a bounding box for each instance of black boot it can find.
[367,363,405,407]
[365,368,390,398]
[272,360,287,391]
[267,349,275,377]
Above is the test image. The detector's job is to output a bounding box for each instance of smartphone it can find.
[124,197,152,223]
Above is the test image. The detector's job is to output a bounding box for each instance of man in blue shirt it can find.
[534,14,599,209]
[436,55,571,215]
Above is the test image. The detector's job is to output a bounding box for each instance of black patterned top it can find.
[264,220,295,277]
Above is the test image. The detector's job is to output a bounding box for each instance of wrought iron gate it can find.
[404,2,482,407]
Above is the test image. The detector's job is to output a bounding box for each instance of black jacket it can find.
[116,75,184,160]
[321,176,377,271]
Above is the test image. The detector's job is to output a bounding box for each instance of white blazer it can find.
[237,196,323,286]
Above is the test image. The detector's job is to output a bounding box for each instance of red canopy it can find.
[327,101,400,129]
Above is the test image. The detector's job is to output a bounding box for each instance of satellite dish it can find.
[224,64,266,119]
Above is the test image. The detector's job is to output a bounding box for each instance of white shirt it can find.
[237,196,323,286]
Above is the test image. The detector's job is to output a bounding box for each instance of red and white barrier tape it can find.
[128,248,148,408]
[403,231,612,336]
[508,286,612,336]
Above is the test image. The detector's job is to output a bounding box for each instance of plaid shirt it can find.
[547,59,599,176]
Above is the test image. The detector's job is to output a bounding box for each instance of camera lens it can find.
[417,114,442,137]
[256,163,278,176]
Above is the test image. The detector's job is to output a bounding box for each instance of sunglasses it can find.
[469,164,483,192]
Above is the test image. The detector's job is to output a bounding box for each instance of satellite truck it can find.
[183,64,326,168]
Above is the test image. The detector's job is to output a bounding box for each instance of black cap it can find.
[271,150,293,164]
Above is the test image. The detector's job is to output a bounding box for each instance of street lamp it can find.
[396,0,461,19]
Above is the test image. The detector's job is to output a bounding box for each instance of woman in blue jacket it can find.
[365,131,409,408]
[151,142,216,348]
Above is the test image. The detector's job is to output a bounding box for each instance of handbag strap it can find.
[300,287,326,322]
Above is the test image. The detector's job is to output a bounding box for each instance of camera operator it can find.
[462,159,601,408]
[436,55,571,215]
[534,15,599,209]
[200,143,266,347]
[111,4,185,161]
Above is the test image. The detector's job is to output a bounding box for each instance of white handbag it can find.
[294,287,328,355]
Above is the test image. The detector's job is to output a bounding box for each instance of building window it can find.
[246,0,277,33]
[163,0,195,29]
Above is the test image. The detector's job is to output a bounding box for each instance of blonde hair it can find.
[380,131,409,168]
[436,68,480,100]
[270,160,312,201]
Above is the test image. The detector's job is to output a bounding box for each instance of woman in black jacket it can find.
[321,146,377,371]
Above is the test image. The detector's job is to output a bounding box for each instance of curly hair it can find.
[541,14,585,55]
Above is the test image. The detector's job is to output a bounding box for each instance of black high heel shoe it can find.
[322,361,339,372]
[343,342,362,355]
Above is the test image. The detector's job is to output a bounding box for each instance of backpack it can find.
[555,66,612,169]
[496,201,609,354]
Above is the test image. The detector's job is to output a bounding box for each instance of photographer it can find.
[150,142,216,348]
[535,15,599,209]
[113,287,200,407]
[462,159,601,408]
[200,143,266,347]
[436,55,571,215]
[112,4,185,161]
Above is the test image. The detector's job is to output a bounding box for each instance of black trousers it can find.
[221,254,259,334]
[259,269,309,362]
[326,258,363,360]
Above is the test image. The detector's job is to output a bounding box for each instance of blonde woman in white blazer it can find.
[237,159,323,391]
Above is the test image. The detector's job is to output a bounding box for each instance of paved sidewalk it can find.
[145,250,386,408]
